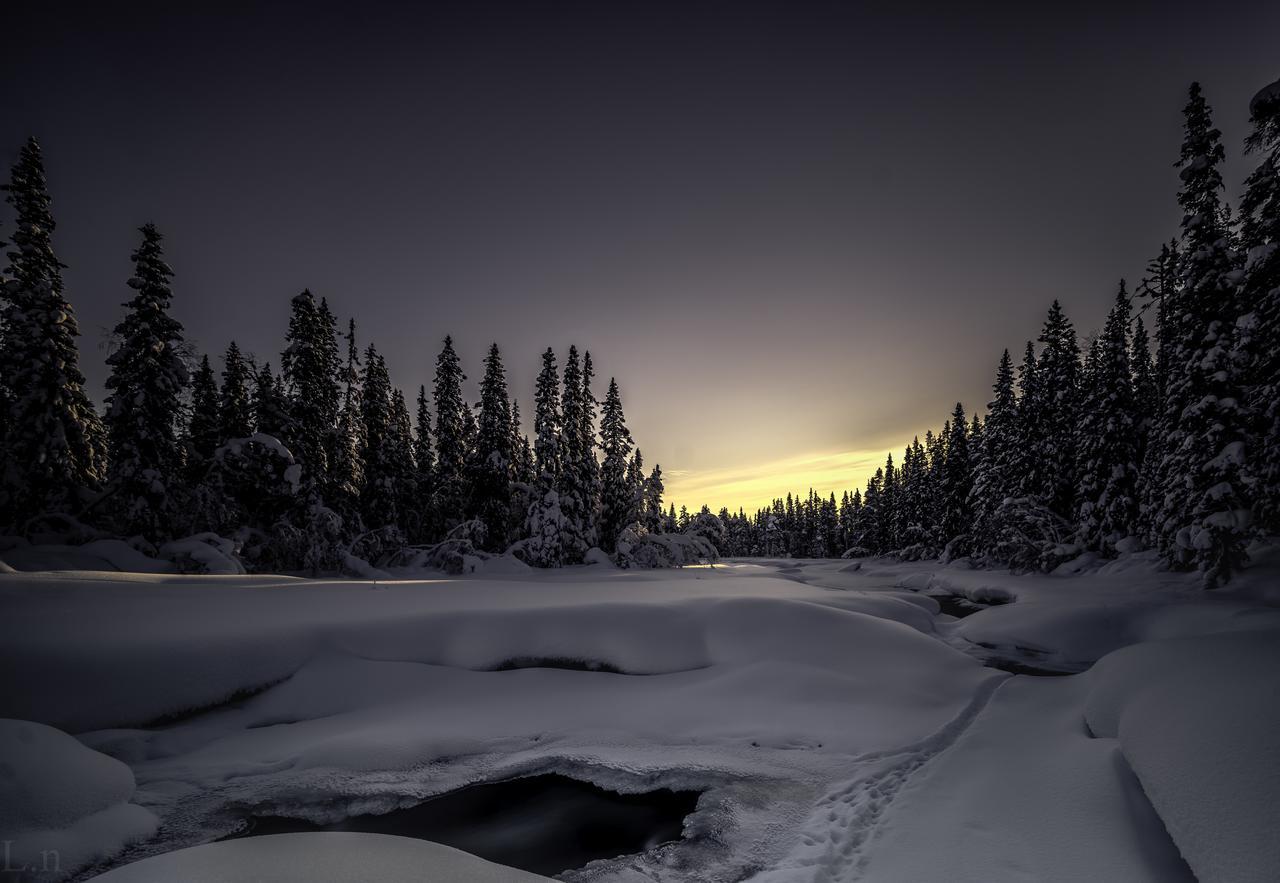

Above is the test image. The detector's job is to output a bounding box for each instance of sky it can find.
[2,2,1278,513]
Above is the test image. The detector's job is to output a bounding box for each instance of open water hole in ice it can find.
[230,773,702,876]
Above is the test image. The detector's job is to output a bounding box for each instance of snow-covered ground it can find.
[1,549,1278,881]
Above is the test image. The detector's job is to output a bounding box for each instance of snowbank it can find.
[1084,630,1280,883]
[89,832,549,882]
[856,678,1194,882]
[0,719,158,879]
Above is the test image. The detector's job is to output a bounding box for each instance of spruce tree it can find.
[971,350,1017,554]
[0,138,105,528]
[253,361,291,441]
[329,320,364,527]
[1031,301,1081,519]
[388,387,418,533]
[1136,242,1180,540]
[220,341,254,440]
[280,291,341,492]
[597,377,634,553]
[579,350,602,545]
[645,464,665,534]
[939,403,973,547]
[523,347,566,566]
[187,355,221,464]
[413,386,435,498]
[1130,316,1157,465]
[879,453,899,551]
[470,343,512,550]
[557,346,592,561]
[1240,77,1280,531]
[1075,282,1140,554]
[627,448,645,529]
[432,336,468,532]
[358,344,397,528]
[103,223,189,537]
[1159,82,1251,585]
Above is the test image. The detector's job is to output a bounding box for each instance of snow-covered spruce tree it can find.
[921,427,952,542]
[186,355,221,466]
[597,377,634,554]
[103,223,190,538]
[220,341,254,441]
[1239,77,1280,532]
[644,464,665,534]
[1130,315,1157,468]
[411,385,435,539]
[1135,242,1180,540]
[556,345,592,561]
[0,138,105,530]
[1031,300,1081,520]
[358,345,398,529]
[1075,282,1140,554]
[432,336,468,533]
[280,291,341,493]
[626,448,645,529]
[470,343,512,551]
[253,362,291,441]
[520,347,567,566]
[387,387,419,534]
[578,350,602,546]
[328,320,364,528]
[970,350,1017,555]
[879,453,898,551]
[939,403,973,553]
[509,399,535,487]
[856,469,883,554]
[1159,82,1251,585]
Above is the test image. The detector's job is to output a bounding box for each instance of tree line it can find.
[0,144,690,571]
[705,79,1279,587]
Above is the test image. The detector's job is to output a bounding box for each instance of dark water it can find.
[983,658,1077,677]
[931,594,990,618]
[232,774,701,876]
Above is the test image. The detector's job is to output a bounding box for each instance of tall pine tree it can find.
[1159,82,1251,585]
[432,336,468,533]
[597,377,634,553]
[470,343,512,550]
[1240,78,1280,532]
[0,139,105,528]
[103,223,189,538]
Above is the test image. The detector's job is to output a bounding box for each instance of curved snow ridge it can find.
[1083,629,1280,883]
[0,576,962,732]
[748,672,1009,882]
[87,832,551,882]
[0,719,159,881]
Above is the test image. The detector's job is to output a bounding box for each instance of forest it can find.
[1,80,1277,585]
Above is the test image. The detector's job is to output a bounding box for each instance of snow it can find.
[89,832,549,882]
[0,552,1277,882]
[0,719,158,879]
[855,676,1195,882]
[1084,630,1280,883]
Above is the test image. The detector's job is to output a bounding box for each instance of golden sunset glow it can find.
[664,448,893,515]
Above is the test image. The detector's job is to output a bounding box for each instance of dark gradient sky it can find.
[3,2,1277,511]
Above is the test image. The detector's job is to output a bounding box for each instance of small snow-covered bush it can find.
[988,496,1081,572]
[158,533,245,574]
[685,511,727,554]
[615,527,718,568]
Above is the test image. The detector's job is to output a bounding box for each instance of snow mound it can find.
[87,832,549,882]
[0,718,158,879]
[1084,629,1280,883]
[0,540,174,573]
[157,534,245,574]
